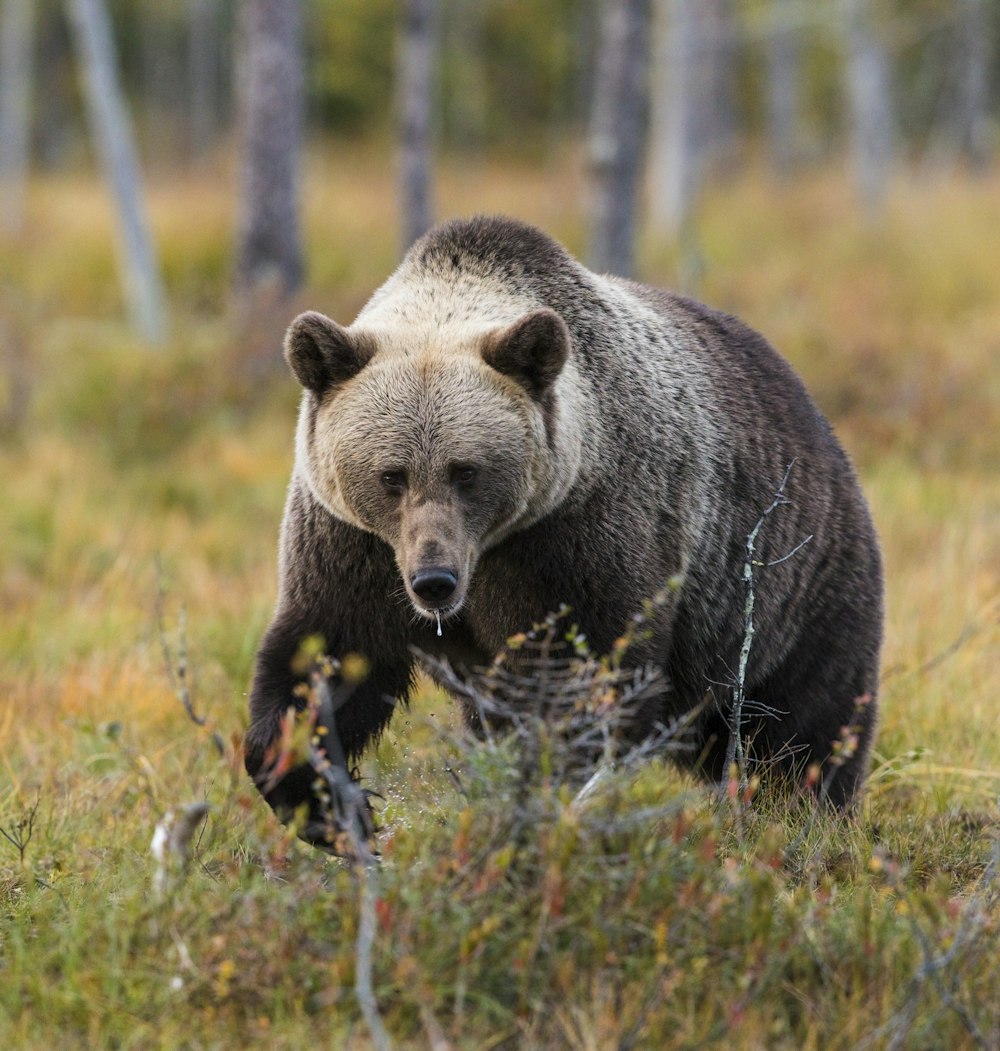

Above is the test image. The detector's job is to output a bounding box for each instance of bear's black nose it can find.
[411,568,458,605]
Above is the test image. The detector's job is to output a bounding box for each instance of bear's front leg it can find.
[245,487,417,851]
[245,615,414,852]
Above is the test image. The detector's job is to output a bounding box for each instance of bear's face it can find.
[284,309,571,623]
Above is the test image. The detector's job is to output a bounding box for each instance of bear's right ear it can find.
[283,311,374,393]
[481,308,570,401]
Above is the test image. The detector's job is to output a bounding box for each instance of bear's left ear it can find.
[481,309,571,400]
[284,311,375,393]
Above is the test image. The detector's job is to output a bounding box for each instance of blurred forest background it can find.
[1,2,999,1049]
[1,0,999,339]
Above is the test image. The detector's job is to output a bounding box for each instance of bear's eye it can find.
[381,469,407,493]
[451,464,478,487]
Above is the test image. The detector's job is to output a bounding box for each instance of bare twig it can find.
[418,1003,453,1051]
[856,837,1000,1051]
[305,667,391,1051]
[724,461,804,790]
[154,560,225,757]
[767,533,813,567]
[900,840,998,1050]
[354,862,392,1051]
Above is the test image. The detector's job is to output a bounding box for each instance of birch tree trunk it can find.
[233,0,304,306]
[398,0,438,252]
[587,0,651,278]
[65,0,168,343]
[844,0,894,216]
[648,0,725,238]
[0,0,34,233]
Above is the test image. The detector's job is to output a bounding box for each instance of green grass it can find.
[0,145,997,1048]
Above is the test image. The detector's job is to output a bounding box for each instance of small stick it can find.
[725,461,804,790]
[155,559,225,756]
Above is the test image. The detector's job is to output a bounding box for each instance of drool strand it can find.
[436,611,442,637]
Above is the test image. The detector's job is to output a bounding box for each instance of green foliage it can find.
[305,0,397,134]
[447,0,592,149]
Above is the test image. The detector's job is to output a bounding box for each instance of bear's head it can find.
[284,308,580,623]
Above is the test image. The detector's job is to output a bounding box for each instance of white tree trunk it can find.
[587,0,651,277]
[65,0,168,343]
[648,0,725,237]
[398,0,438,252]
[0,0,34,233]
[233,0,304,304]
[844,0,894,216]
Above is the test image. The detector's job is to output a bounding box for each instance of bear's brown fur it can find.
[246,216,883,845]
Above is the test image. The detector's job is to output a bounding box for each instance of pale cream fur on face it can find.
[295,329,577,620]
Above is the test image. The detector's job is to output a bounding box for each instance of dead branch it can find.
[856,837,999,1051]
[724,460,807,792]
[305,668,391,1051]
[154,561,225,757]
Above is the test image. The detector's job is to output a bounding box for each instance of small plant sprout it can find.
[0,792,41,869]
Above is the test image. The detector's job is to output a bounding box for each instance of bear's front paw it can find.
[299,770,379,857]
[251,663,381,858]
[252,750,380,857]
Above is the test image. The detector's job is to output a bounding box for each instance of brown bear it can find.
[245,216,883,847]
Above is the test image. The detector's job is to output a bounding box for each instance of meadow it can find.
[0,145,997,1048]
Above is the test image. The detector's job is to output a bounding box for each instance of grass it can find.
[0,143,997,1048]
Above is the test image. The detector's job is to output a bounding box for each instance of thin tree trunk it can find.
[65,0,168,343]
[398,0,438,252]
[648,0,720,237]
[844,0,894,217]
[233,0,304,306]
[587,0,651,278]
[766,0,801,176]
[0,0,34,233]
[649,0,725,290]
